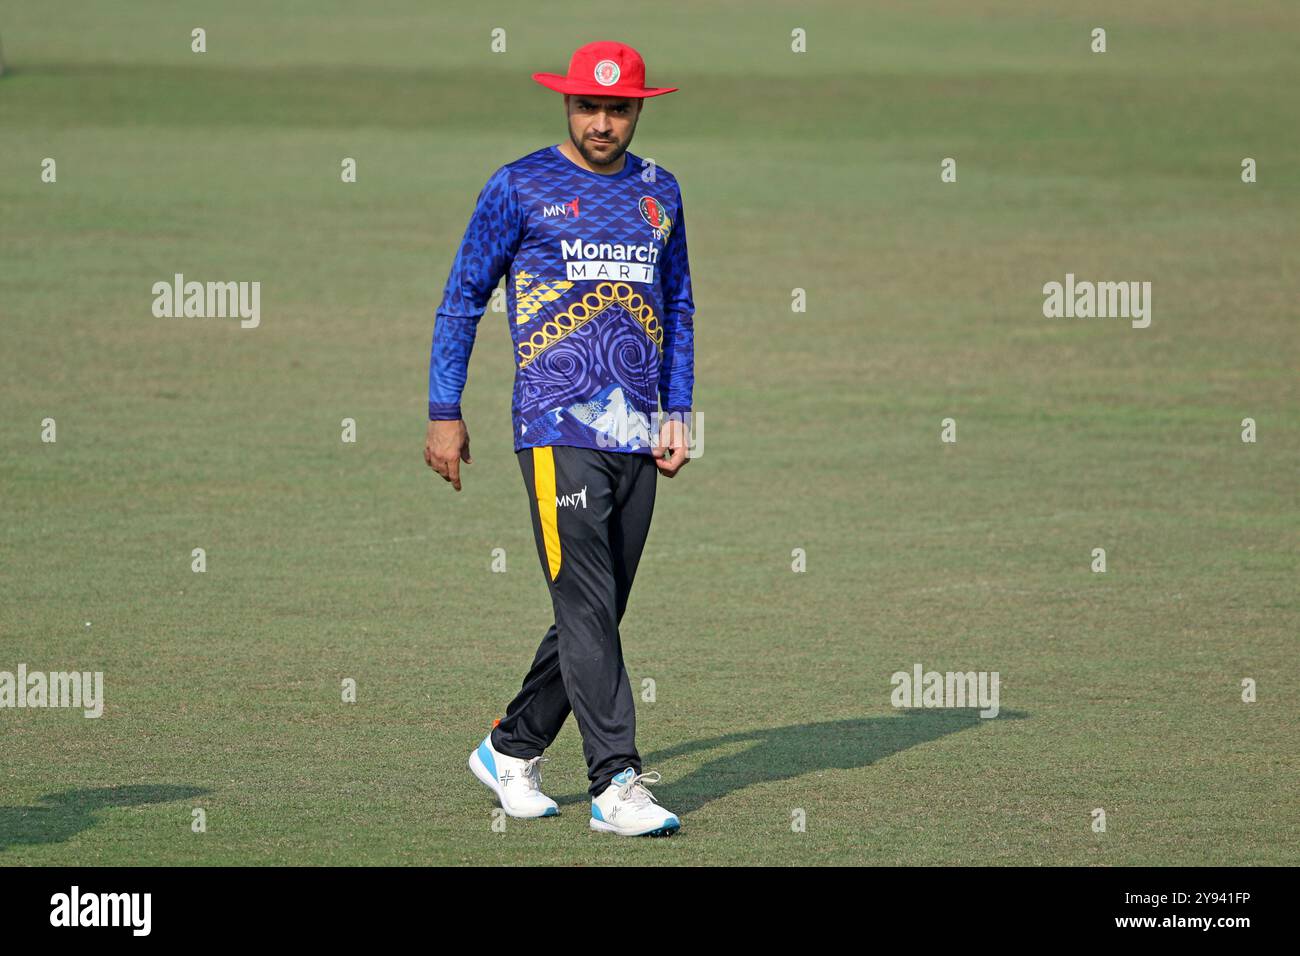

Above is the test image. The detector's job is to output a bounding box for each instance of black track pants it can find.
[491,444,657,799]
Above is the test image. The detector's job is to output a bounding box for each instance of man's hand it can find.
[425,419,472,491]
[652,415,690,478]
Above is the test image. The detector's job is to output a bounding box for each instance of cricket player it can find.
[424,41,694,837]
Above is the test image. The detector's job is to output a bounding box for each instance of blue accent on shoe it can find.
[644,818,680,837]
[542,805,558,817]
[477,738,497,781]
[611,767,636,786]
[633,821,679,837]
[591,803,605,822]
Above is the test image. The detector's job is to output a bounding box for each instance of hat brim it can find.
[532,73,678,98]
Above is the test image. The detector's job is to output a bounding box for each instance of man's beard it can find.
[572,127,635,168]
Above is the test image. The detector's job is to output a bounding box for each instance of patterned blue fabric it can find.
[428,145,694,455]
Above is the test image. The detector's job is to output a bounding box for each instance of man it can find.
[424,41,694,837]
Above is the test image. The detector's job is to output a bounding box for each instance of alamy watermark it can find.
[593,409,703,456]
[151,273,260,329]
[1043,273,1151,328]
[50,886,150,936]
[1,664,104,718]
[890,663,999,718]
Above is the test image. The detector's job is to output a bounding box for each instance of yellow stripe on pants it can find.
[532,446,562,581]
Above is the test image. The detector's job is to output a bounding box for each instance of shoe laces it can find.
[520,755,548,793]
[617,770,662,807]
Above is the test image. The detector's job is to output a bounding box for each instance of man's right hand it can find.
[425,419,473,491]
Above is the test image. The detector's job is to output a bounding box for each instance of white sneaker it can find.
[590,767,681,837]
[468,732,559,818]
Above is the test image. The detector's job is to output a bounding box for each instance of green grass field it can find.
[1,0,1296,865]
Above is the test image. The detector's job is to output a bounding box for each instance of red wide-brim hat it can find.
[533,40,678,98]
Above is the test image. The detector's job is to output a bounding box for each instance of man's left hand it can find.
[653,415,690,478]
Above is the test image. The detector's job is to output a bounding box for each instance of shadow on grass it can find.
[0,785,209,853]
[558,709,1029,813]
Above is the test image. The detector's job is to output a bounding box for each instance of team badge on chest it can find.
[638,196,673,242]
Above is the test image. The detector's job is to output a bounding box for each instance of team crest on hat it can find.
[532,41,679,98]
[593,59,621,86]
[638,196,672,240]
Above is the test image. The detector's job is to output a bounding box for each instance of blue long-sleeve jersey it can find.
[428,144,695,455]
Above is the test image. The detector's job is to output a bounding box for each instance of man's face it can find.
[564,94,643,168]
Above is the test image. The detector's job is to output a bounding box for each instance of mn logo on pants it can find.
[556,485,588,509]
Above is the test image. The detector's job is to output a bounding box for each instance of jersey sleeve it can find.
[428,165,524,421]
[657,184,695,417]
